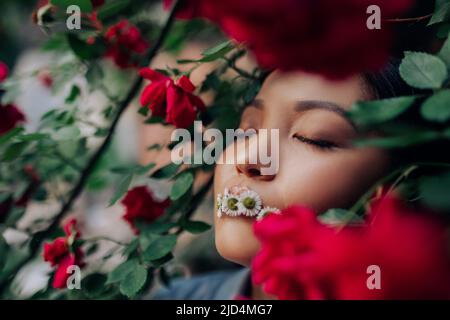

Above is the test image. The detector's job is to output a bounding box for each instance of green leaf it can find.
[85,243,98,256]
[178,41,234,64]
[5,207,26,226]
[65,85,81,104]
[399,52,448,89]
[318,208,364,226]
[0,127,24,146]
[428,0,450,26]
[2,141,29,162]
[138,221,177,235]
[135,163,156,175]
[170,171,194,200]
[143,235,177,262]
[119,264,147,298]
[438,33,450,65]
[420,172,450,211]
[106,259,138,285]
[16,133,50,142]
[181,220,211,234]
[201,41,234,62]
[51,0,93,13]
[67,34,105,60]
[0,234,9,271]
[122,239,139,257]
[354,131,441,148]
[97,0,131,20]
[348,96,416,127]
[150,163,180,179]
[53,126,81,141]
[108,174,133,207]
[82,273,107,299]
[421,90,450,122]
[439,24,450,39]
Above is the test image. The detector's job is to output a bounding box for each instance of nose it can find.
[234,134,276,181]
[236,162,275,181]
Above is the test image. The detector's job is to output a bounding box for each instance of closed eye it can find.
[293,134,338,150]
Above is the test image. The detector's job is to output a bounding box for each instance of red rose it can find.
[0,104,26,136]
[52,251,84,289]
[139,68,172,117]
[0,61,8,83]
[91,0,105,9]
[140,68,205,128]
[252,196,450,300]
[104,20,149,68]
[165,0,412,79]
[121,186,170,232]
[43,218,84,289]
[166,75,206,128]
[38,70,53,88]
[43,238,69,267]
[63,218,81,239]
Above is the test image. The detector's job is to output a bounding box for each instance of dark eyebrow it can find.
[246,99,356,129]
[295,100,356,129]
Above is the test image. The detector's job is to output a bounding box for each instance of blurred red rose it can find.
[43,219,84,289]
[0,104,26,136]
[165,0,412,78]
[166,75,206,128]
[104,20,149,68]
[63,217,81,239]
[0,61,8,82]
[43,238,69,267]
[91,0,105,9]
[252,196,450,300]
[121,186,170,232]
[140,68,171,117]
[140,68,205,128]
[37,70,53,88]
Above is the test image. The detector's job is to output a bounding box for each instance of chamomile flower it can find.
[239,189,262,217]
[216,193,223,218]
[221,190,240,217]
[257,207,281,221]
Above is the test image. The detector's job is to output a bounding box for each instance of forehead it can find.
[257,71,369,111]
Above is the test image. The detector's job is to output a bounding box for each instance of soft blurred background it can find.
[0,0,241,298]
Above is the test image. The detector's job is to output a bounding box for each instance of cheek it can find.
[280,148,390,213]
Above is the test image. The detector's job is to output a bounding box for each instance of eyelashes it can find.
[293,134,338,150]
[234,127,339,151]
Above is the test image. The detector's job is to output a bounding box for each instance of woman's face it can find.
[213,71,391,266]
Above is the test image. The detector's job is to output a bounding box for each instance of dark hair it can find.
[362,60,450,170]
[363,59,415,100]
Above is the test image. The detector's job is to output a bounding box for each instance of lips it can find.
[216,186,280,220]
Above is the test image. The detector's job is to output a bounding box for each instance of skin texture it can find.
[213,71,391,270]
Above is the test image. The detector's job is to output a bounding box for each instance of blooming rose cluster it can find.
[0,61,8,82]
[252,196,450,299]
[0,61,26,136]
[121,186,171,233]
[164,0,413,78]
[104,20,149,69]
[43,219,84,289]
[139,68,205,128]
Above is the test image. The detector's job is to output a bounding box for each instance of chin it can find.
[214,215,261,267]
